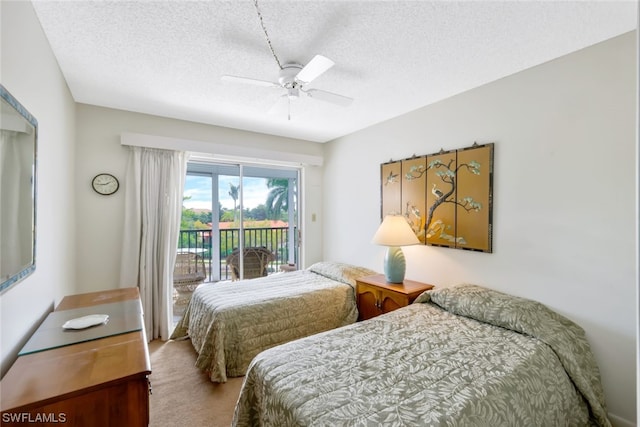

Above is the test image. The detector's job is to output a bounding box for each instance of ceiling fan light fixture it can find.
[287,87,299,100]
[278,64,303,87]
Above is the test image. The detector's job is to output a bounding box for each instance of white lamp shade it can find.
[372,215,420,247]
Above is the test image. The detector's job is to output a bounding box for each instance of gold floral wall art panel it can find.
[380,160,402,217]
[425,149,458,249]
[402,156,427,243]
[455,144,493,252]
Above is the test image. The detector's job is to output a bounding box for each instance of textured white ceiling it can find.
[32,1,637,143]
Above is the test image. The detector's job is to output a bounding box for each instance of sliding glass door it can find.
[180,162,299,282]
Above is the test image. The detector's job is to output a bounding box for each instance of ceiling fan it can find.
[222,55,353,118]
[221,0,353,119]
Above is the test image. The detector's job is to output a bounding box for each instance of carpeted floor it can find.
[148,339,244,427]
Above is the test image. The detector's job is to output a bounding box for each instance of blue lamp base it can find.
[383,246,406,283]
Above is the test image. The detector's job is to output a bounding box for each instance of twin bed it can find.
[232,284,610,427]
[171,262,610,426]
[170,261,376,382]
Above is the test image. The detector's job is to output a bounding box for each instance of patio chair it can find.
[173,252,206,312]
[226,247,276,281]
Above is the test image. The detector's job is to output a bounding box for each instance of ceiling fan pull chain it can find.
[253,0,283,70]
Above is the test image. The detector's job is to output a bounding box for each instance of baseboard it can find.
[609,412,635,427]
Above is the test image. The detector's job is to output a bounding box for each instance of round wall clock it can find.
[91,173,119,195]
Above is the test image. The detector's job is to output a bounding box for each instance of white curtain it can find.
[120,146,187,341]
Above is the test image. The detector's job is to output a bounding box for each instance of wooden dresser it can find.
[0,288,151,426]
[356,274,434,321]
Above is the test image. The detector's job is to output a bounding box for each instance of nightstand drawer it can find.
[356,274,434,321]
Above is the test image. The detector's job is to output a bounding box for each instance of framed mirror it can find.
[0,84,37,293]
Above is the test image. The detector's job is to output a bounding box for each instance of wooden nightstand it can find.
[356,274,434,321]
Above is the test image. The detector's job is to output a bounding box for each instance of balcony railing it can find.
[177,227,297,282]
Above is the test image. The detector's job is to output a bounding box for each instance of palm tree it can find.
[265,178,290,220]
[228,183,239,221]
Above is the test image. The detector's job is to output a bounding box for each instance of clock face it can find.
[92,173,119,195]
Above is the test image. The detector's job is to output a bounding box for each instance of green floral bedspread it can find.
[170,262,376,383]
[233,284,610,427]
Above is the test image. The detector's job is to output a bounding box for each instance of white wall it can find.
[0,1,77,376]
[75,104,324,292]
[323,32,637,425]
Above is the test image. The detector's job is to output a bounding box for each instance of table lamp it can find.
[371,215,420,283]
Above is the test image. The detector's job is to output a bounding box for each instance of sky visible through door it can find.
[183,175,270,210]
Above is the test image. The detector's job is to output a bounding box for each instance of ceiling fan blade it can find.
[304,88,353,107]
[221,75,279,88]
[295,55,335,84]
